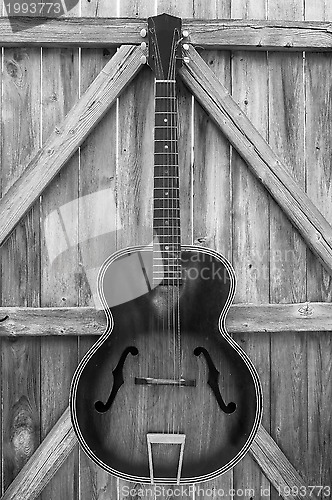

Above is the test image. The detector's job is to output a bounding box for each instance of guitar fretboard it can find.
[153,80,182,286]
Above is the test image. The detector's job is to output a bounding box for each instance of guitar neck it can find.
[153,80,182,285]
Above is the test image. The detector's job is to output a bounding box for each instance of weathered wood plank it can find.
[40,45,80,500]
[179,46,332,277]
[305,2,332,493]
[0,408,77,500]
[250,425,318,500]
[0,39,3,499]
[193,3,232,498]
[1,46,41,491]
[1,302,332,337]
[267,5,308,500]
[117,0,156,497]
[305,53,332,301]
[0,45,144,247]
[230,0,270,495]
[2,17,332,51]
[78,0,119,497]
[307,332,332,496]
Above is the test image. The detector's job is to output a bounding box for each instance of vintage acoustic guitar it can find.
[70,13,263,484]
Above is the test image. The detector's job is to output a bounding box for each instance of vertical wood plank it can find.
[305,2,332,496]
[305,0,332,20]
[307,332,332,500]
[78,1,118,498]
[230,1,270,498]
[0,40,3,498]
[118,1,155,498]
[40,46,80,500]
[1,46,41,494]
[192,0,234,497]
[305,51,332,301]
[267,3,308,500]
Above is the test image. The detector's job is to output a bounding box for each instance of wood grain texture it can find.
[2,18,332,51]
[307,333,332,498]
[1,47,41,491]
[179,46,332,278]
[305,4,332,497]
[192,1,233,497]
[305,52,332,301]
[267,4,308,499]
[78,0,119,498]
[117,2,156,497]
[0,42,3,498]
[0,408,77,500]
[0,406,318,500]
[0,45,144,247]
[193,52,232,258]
[251,425,318,500]
[40,46,80,500]
[230,1,270,493]
[268,51,306,303]
[305,0,332,21]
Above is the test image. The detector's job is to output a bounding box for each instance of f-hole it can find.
[194,347,236,414]
[94,346,138,413]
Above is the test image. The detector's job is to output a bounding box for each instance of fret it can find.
[155,97,176,99]
[153,257,180,261]
[155,111,177,114]
[153,209,180,213]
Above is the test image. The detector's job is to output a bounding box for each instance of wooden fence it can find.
[1,0,332,499]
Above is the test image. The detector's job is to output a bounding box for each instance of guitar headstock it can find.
[147,13,182,80]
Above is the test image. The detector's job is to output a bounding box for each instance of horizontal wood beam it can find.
[0,408,77,500]
[0,45,144,246]
[0,408,317,500]
[1,302,331,337]
[1,17,332,51]
[180,46,332,277]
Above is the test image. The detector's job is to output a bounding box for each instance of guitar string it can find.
[168,49,175,435]
[169,37,181,434]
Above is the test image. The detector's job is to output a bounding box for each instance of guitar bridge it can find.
[135,377,196,387]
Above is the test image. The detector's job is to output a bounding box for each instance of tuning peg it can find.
[182,30,189,38]
[183,43,190,51]
[140,28,147,38]
[184,56,190,64]
[141,55,147,64]
[141,41,147,50]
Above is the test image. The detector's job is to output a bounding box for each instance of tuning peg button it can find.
[141,42,147,50]
[183,43,190,51]
[141,55,147,64]
[183,30,189,38]
[140,28,147,38]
